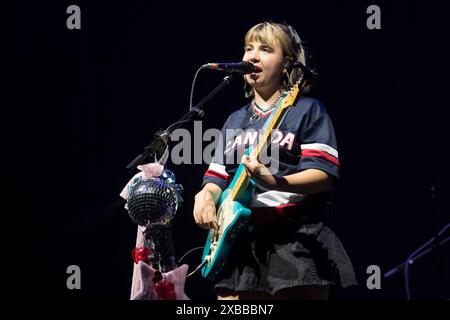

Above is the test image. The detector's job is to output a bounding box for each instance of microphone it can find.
[203,61,261,74]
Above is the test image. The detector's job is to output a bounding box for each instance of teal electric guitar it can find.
[201,73,311,281]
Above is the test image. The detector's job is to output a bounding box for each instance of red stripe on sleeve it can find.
[204,170,229,181]
[301,149,340,167]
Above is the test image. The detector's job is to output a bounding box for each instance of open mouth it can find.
[251,65,262,73]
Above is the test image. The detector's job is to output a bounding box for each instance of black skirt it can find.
[213,215,357,295]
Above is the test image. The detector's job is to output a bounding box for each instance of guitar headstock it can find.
[280,62,316,110]
[280,76,305,110]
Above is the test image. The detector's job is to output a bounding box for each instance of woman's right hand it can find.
[193,184,221,230]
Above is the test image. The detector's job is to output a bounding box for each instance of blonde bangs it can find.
[245,23,279,48]
[244,23,288,53]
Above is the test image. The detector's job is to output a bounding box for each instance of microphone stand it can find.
[384,182,449,299]
[126,74,234,171]
[125,72,235,296]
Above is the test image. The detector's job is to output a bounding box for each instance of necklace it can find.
[249,93,283,125]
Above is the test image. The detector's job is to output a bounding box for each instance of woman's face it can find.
[243,39,284,95]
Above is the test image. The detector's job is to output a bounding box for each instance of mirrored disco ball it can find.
[127,177,178,226]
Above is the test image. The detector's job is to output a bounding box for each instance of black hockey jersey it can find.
[202,96,339,223]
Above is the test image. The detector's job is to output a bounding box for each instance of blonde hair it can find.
[243,21,311,97]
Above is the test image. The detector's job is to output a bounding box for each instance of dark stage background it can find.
[11,0,450,300]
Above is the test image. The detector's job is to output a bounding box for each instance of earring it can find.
[282,69,290,89]
[243,81,252,98]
